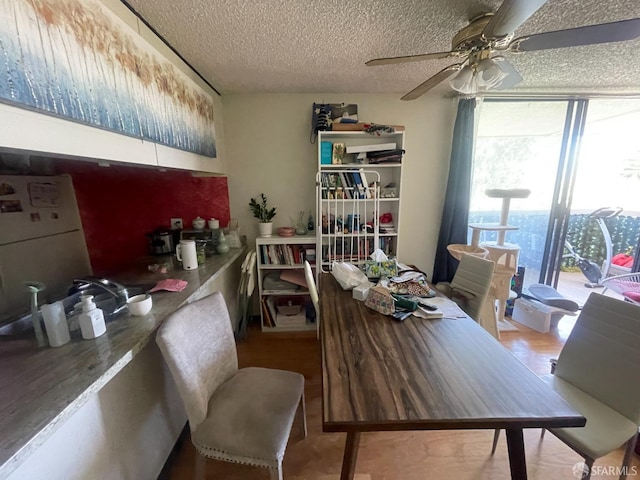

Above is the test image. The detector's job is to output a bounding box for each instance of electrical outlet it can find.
[170,218,183,230]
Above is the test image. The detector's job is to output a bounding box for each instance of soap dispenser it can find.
[78,295,106,339]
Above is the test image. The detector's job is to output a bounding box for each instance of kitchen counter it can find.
[0,247,246,478]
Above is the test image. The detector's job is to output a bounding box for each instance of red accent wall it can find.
[56,160,230,275]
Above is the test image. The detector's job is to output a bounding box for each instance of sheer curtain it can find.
[432,97,476,283]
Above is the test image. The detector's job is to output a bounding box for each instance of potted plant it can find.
[249,193,277,237]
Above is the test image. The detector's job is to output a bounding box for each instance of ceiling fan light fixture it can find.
[449,65,477,94]
[475,58,507,87]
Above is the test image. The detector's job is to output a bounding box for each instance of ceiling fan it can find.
[366,0,640,100]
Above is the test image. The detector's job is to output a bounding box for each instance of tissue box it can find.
[353,281,374,301]
[363,260,397,279]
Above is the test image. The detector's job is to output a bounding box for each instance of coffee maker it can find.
[146,229,176,255]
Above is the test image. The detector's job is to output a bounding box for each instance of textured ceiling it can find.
[123,0,640,97]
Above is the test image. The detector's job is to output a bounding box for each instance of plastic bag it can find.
[331,262,369,290]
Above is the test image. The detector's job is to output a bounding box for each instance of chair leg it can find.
[491,429,500,455]
[620,434,638,480]
[270,462,283,480]
[540,428,546,439]
[583,458,594,480]
[298,390,308,439]
[194,451,206,480]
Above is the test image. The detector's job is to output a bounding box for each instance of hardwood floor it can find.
[163,316,639,480]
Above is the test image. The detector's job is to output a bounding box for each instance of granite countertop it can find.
[0,247,246,478]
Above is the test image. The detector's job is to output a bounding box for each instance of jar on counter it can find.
[195,239,207,264]
[216,231,230,254]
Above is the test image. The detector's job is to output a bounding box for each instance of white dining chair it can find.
[304,260,320,339]
[491,293,640,480]
[156,291,306,480]
[435,253,497,338]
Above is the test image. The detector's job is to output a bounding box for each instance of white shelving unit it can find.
[255,234,317,332]
[316,130,404,274]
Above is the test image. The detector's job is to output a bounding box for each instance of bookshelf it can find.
[316,130,404,274]
[255,234,317,332]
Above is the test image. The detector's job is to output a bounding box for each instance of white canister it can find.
[176,239,198,270]
[208,218,219,230]
[41,301,70,347]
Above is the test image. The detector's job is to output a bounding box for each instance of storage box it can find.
[275,311,307,327]
[511,297,566,333]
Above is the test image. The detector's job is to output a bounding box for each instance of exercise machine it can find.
[563,207,622,287]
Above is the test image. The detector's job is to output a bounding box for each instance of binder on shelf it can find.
[320,141,332,164]
[346,142,396,154]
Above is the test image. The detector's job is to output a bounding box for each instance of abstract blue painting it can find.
[0,0,217,157]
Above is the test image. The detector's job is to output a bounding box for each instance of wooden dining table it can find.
[319,274,585,480]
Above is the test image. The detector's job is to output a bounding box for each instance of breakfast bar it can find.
[0,247,246,479]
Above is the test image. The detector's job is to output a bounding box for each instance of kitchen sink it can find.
[0,284,150,339]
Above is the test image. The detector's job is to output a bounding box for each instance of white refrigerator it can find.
[0,174,92,324]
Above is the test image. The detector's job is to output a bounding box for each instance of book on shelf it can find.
[338,172,351,199]
[346,142,396,154]
[261,296,275,327]
[332,142,345,164]
[304,248,316,262]
[358,169,374,198]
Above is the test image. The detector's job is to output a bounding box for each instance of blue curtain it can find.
[432,97,476,283]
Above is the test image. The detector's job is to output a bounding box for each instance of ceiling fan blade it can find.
[482,0,548,38]
[401,63,463,101]
[509,17,640,52]
[366,51,461,66]
[491,56,523,90]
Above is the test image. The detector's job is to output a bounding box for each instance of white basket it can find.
[601,273,640,305]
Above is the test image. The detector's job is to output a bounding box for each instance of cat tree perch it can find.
[449,188,531,339]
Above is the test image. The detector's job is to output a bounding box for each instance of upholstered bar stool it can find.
[156,292,306,480]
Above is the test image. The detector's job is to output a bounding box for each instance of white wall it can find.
[223,93,456,274]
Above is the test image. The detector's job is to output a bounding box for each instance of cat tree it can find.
[470,188,530,335]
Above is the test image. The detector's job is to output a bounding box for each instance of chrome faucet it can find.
[72,276,129,314]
